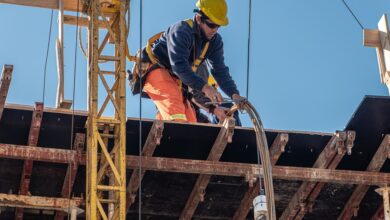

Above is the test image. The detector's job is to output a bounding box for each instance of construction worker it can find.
[130,0,244,123]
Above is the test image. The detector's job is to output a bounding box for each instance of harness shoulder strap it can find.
[146,31,164,64]
[146,18,210,72]
[185,19,194,28]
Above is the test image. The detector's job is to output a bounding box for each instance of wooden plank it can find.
[233,133,289,220]
[364,29,381,47]
[125,121,164,211]
[378,14,390,81]
[179,118,235,220]
[0,0,81,12]
[280,131,355,220]
[0,64,13,120]
[54,133,85,220]
[63,15,106,28]
[15,102,44,220]
[1,143,390,185]
[338,135,390,220]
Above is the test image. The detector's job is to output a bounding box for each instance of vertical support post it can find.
[85,0,127,219]
[86,1,99,218]
[71,207,78,220]
[15,102,44,220]
[0,64,13,120]
[375,187,390,220]
[363,14,390,95]
[56,0,72,109]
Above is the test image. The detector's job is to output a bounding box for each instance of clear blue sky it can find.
[0,0,389,132]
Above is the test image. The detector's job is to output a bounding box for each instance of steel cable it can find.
[67,0,80,218]
[341,0,364,30]
[42,9,54,104]
[138,0,143,219]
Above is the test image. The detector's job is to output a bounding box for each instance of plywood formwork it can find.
[0,95,389,219]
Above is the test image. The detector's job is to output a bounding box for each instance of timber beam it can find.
[280,130,356,220]
[1,144,390,185]
[15,102,44,220]
[363,14,390,94]
[0,0,82,12]
[126,120,164,211]
[0,64,13,120]
[0,193,83,213]
[179,118,235,220]
[338,135,390,220]
[54,133,85,220]
[233,133,289,220]
[64,15,106,28]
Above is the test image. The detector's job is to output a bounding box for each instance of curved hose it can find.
[228,101,276,220]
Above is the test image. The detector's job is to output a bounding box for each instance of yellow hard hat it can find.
[196,0,229,26]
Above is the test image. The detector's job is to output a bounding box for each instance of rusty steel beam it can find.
[0,64,13,120]
[0,143,80,163]
[126,121,164,211]
[54,133,85,220]
[338,135,390,220]
[15,102,44,220]
[294,131,356,220]
[2,143,390,185]
[371,204,384,220]
[280,131,355,220]
[233,133,289,220]
[127,156,390,186]
[179,118,235,220]
[0,193,83,212]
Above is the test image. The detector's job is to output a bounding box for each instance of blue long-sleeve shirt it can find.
[141,17,239,97]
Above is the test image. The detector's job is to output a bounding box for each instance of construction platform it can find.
[0,95,389,219]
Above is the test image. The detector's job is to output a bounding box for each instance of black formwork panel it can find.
[0,95,388,219]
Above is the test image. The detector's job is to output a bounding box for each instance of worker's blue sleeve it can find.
[207,34,239,97]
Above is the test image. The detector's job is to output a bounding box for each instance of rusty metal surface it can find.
[233,133,289,220]
[0,96,389,219]
[126,120,164,210]
[54,133,85,220]
[0,64,13,120]
[180,118,235,220]
[304,96,390,220]
[337,135,390,220]
[15,102,44,220]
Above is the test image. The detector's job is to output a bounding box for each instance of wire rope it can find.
[42,9,54,104]
[67,0,80,218]
[245,0,252,100]
[341,0,365,30]
[138,0,143,219]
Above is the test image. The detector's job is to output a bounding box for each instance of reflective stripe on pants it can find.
[143,68,197,123]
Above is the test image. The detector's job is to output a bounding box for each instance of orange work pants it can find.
[143,68,197,123]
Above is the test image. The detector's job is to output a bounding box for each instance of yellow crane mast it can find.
[0,0,130,219]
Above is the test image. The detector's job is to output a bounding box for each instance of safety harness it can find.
[145,19,210,73]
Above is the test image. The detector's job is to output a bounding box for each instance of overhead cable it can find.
[42,9,54,104]
[67,0,80,218]
[138,0,143,219]
[341,0,364,30]
[245,0,252,100]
